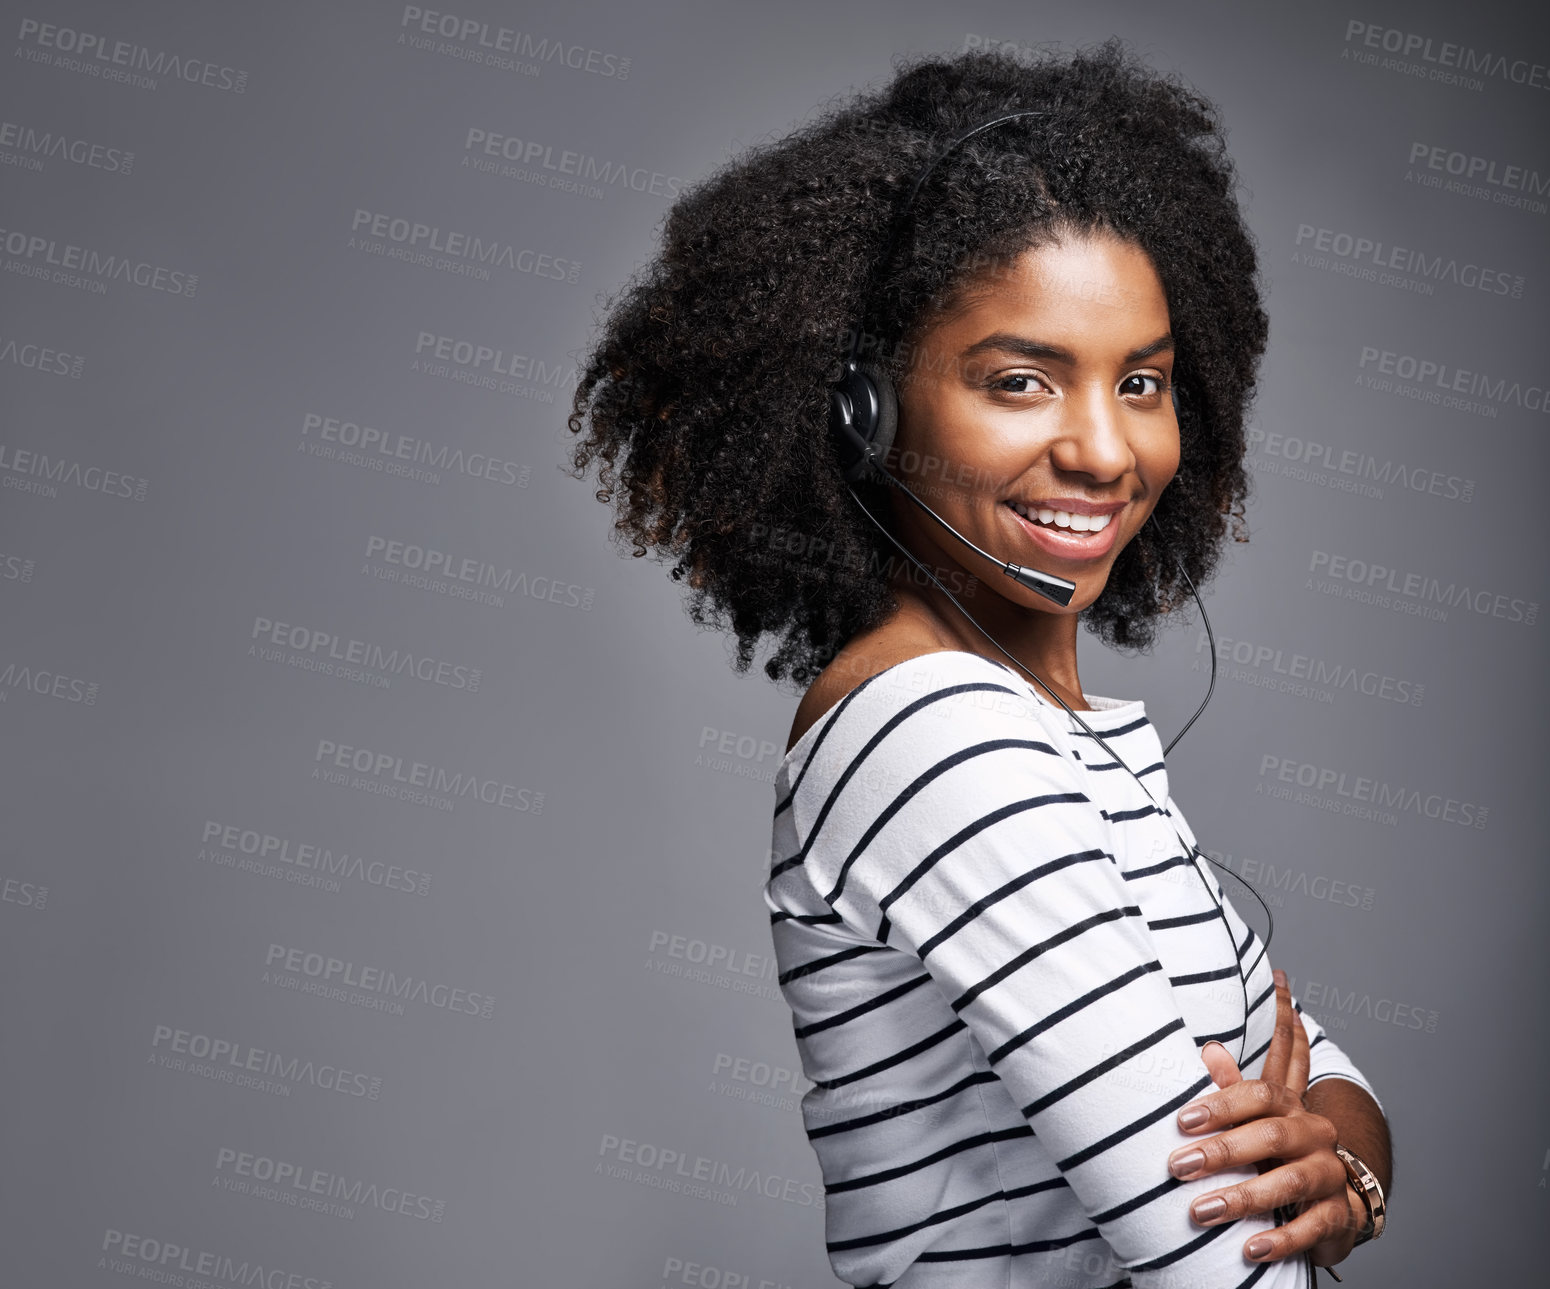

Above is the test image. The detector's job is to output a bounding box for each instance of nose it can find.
[1047,384,1136,481]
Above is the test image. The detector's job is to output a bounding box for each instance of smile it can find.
[1007,501,1113,532]
[1002,500,1123,561]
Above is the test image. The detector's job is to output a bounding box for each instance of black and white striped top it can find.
[765,650,1381,1288]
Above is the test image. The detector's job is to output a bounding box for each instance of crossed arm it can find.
[1166,969,1394,1272]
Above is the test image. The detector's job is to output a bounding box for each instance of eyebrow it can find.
[960,331,1175,365]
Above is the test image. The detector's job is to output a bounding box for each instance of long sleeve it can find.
[783,659,1308,1288]
[1292,997,1384,1113]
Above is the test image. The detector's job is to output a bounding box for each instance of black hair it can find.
[565,37,1265,691]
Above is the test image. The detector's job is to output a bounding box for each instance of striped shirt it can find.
[765,650,1381,1288]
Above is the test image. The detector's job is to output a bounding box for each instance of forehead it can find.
[933,232,1170,335]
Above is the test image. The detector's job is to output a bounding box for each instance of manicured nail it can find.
[1178,1104,1209,1130]
[1202,1040,1228,1060]
[1273,968,1287,988]
[1246,1237,1273,1259]
[1170,1149,1205,1179]
[1193,1195,1226,1223]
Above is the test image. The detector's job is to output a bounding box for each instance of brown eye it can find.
[992,373,1047,395]
[1123,374,1164,397]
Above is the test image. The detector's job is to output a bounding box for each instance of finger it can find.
[1242,1191,1358,1264]
[1286,988,1311,1098]
[1202,1039,1241,1089]
[1260,968,1294,1087]
[1179,1041,1242,1131]
[1169,1111,1341,1182]
[1308,1186,1367,1267]
[1175,1076,1306,1137]
[1261,969,1297,1089]
[1181,1149,1347,1220]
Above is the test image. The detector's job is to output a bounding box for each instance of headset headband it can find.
[844,110,1048,369]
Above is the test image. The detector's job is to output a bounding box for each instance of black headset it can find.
[822,109,1273,1067]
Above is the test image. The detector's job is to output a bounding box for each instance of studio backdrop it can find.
[2,1,1546,1286]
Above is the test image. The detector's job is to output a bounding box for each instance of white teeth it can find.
[1009,503,1114,533]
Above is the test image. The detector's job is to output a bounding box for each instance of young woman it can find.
[568,39,1391,1289]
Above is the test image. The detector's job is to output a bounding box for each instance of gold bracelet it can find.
[1333,1143,1386,1245]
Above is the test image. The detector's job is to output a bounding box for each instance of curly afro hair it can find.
[565,37,1266,692]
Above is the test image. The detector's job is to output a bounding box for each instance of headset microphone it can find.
[822,108,1274,1067]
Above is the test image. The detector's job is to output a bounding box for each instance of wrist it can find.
[1333,1143,1385,1246]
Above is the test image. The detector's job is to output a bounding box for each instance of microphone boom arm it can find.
[868,460,1077,606]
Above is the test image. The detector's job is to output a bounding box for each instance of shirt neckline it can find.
[778,649,1147,777]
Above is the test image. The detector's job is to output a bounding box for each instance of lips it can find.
[1002,500,1122,562]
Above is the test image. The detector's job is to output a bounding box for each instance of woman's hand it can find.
[1166,969,1366,1268]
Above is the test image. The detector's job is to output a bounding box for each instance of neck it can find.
[887,570,1089,710]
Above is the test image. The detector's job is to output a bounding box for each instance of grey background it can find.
[1,1,1545,1285]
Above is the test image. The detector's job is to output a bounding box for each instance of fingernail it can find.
[1169,1148,1205,1179]
[1202,1041,1227,1061]
[1193,1195,1226,1223]
[1246,1237,1273,1260]
[1178,1103,1209,1130]
[1273,968,1286,988]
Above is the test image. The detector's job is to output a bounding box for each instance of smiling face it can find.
[886,227,1181,620]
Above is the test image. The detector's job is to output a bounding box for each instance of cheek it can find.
[1144,435,1182,487]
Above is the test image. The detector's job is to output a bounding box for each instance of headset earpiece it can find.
[1170,380,1180,419]
[827,358,898,482]
[863,359,898,466]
